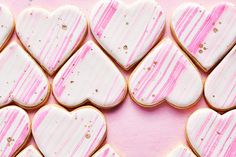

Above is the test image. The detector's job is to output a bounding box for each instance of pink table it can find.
[2,0,236,156]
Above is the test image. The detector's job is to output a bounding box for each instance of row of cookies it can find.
[0,105,121,157]
[0,0,236,111]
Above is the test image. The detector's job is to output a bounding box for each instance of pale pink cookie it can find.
[0,106,31,157]
[0,5,14,50]
[205,45,236,111]
[187,108,236,157]
[168,145,196,157]
[0,42,49,109]
[16,5,87,75]
[90,0,165,70]
[171,3,236,72]
[129,38,203,108]
[53,40,127,109]
[32,105,107,157]
[16,145,42,157]
[93,144,120,157]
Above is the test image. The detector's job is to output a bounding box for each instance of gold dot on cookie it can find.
[203,47,207,50]
[95,89,98,92]
[123,45,128,50]
[219,21,222,24]
[199,50,203,53]
[70,81,74,83]
[61,24,67,30]
[152,94,155,97]
[125,22,129,25]
[85,133,91,139]
[213,28,218,33]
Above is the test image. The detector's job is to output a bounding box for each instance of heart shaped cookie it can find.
[53,40,127,109]
[187,108,236,157]
[90,0,165,70]
[168,145,196,157]
[16,145,42,157]
[0,106,31,157]
[205,45,236,111]
[93,144,120,157]
[32,105,107,157]
[0,5,14,50]
[171,3,236,72]
[0,42,50,109]
[129,38,203,108]
[16,5,87,75]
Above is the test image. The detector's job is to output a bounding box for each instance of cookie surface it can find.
[0,42,49,109]
[129,38,203,108]
[93,144,120,157]
[0,106,31,157]
[16,5,87,75]
[171,2,236,71]
[90,0,165,70]
[168,145,196,157]
[187,108,236,157]
[32,105,107,157]
[0,5,14,50]
[16,145,42,157]
[53,40,127,109]
[205,45,236,111]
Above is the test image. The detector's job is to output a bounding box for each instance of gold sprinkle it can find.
[203,47,207,50]
[95,89,98,92]
[123,45,128,50]
[125,22,129,25]
[213,28,218,33]
[199,50,203,53]
[62,24,67,30]
[85,133,91,139]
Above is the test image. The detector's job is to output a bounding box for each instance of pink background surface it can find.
[1,0,236,156]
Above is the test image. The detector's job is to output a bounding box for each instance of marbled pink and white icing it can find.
[16,5,87,75]
[0,5,14,50]
[93,144,120,157]
[16,145,42,157]
[187,108,236,157]
[53,40,127,109]
[129,38,203,108]
[32,105,107,157]
[0,42,49,109]
[168,145,196,157]
[205,45,236,111]
[0,106,30,157]
[90,0,165,70]
[171,3,236,71]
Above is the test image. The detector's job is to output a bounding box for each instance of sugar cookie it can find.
[90,0,165,70]
[32,105,107,157]
[16,5,87,75]
[171,3,236,72]
[129,38,203,108]
[53,40,127,109]
[0,42,50,109]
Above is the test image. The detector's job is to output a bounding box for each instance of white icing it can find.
[53,40,127,109]
[93,144,120,157]
[171,3,236,71]
[16,5,87,75]
[168,145,196,157]
[90,0,165,70]
[187,108,236,157]
[32,105,107,157]
[16,145,42,157]
[0,5,14,50]
[129,38,203,108]
[0,42,49,108]
[205,45,236,111]
[0,106,31,157]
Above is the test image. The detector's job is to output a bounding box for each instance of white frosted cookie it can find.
[187,108,236,157]
[129,38,203,108]
[32,105,107,157]
[53,40,127,109]
[16,145,42,157]
[93,144,120,157]
[205,45,236,111]
[0,5,14,50]
[90,0,165,70]
[171,3,236,72]
[16,5,87,75]
[167,145,196,157]
[0,42,50,109]
[0,106,31,157]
